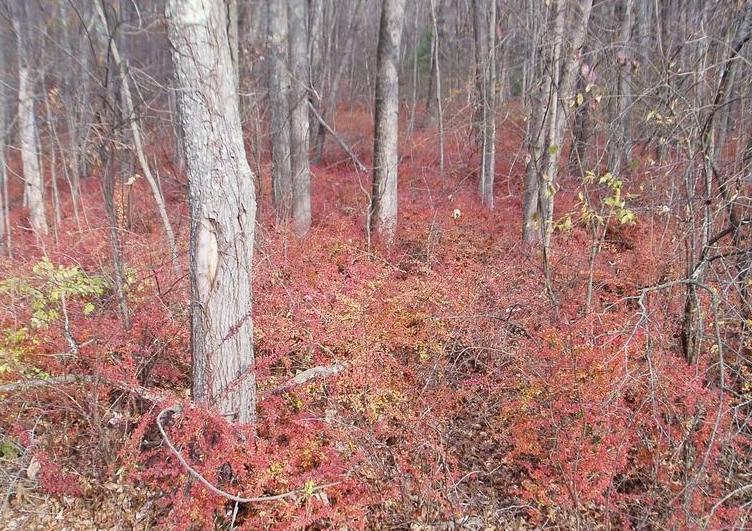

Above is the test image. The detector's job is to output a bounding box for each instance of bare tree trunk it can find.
[268,0,293,219]
[288,0,312,235]
[369,0,407,245]
[473,0,496,208]
[425,0,444,125]
[0,30,8,256]
[43,87,62,243]
[307,0,325,154]
[407,2,420,137]
[522,0,593,246]
[167,0,257,424]
[567,61,591,174]
[682,1,752,364]
[607,0,634,176]
[471,0,485,148]
[316,0,365,160]
[104,143,131,331]
[13,3,47,236]
[429,0,445,178]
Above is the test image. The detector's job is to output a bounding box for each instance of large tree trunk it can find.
[13,3,47,236]
[267,0,293,218]
[167,0,257,424]
[227,0,240,91]
[288,0,312,235]
[369,0,407,245]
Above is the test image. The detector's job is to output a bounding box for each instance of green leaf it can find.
[0,442,20,459]
[84,302,95,315]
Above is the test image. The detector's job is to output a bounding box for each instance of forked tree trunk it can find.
[268,0,293,218]
[167,0,257,424]
[288,0,311,235]
[522,0,593,246]
[369,0,407,245]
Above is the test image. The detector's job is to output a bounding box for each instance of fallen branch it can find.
[155,406,339,504]
[0,373,162,402]
[2,364,347,505]
[264,363,346,397]
[0,363,346,400]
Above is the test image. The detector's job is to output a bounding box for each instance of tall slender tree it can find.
[607,0,635,176]
[473,0,496,208]
[268,0,293,218]
[288,0,311,235]
[0,23,8,255]
[369,0,407,244]
[13,2,47,236]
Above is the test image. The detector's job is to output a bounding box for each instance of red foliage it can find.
[0,108,748,529]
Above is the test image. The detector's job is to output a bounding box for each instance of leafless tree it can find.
[267,0,293,219]
[167,0,258,424]
[0,23,9,256]
[12,1,47,236]
[522,0,593,246]
[288,0,311,236]
[473,0,496,208]
[369,0,407,245]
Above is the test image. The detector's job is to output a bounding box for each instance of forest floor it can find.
[0,107,748,529]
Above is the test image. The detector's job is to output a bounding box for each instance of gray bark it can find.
[268,0,293,218]
[0,29,7,255]
[425,0,445,125]
[307,0,325,152]
[227,0,240,91]
[369,0,407,244]
[13,3,47,236]
[429,0,445,177]
[522,0,593,245]
[167,0,257,424]
[607,0,634,176]
[473,0,496,208]
[316,0,365,160]
[288,0,311,235]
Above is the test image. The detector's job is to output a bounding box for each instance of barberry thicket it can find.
[0,1,751,529]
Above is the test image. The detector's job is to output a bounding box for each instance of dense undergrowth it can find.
[0,108,750,529]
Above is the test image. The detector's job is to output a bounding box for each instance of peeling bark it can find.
[167,0,257,424]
